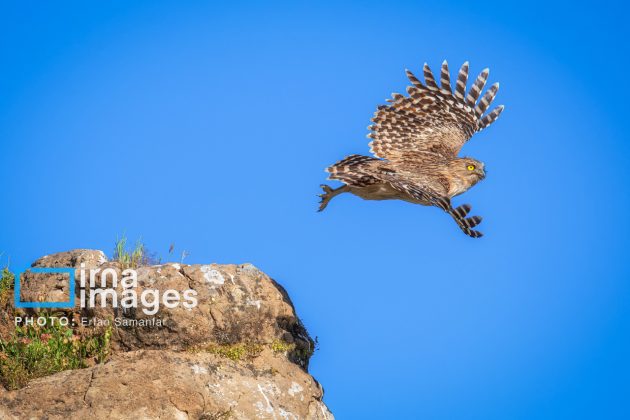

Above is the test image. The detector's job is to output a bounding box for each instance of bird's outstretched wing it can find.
[368,61,504,161]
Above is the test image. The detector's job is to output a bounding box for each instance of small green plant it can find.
[0,316,112,390]
[191,339,311,363]
[0,267,14,307]
[113,234,162,268]
[198,343,264,361]
[271,339,295,354]
[113,234,146,269]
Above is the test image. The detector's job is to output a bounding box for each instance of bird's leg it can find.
[318,184,350,212]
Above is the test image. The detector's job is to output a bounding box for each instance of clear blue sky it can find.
[1,1,629,418]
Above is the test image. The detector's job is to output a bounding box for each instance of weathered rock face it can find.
[1,249,333,419]
[0,350,331,420]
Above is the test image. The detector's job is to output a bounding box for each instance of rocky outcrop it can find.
[0,249,333,419]
[0,349,330,419]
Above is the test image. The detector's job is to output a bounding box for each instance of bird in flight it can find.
[318,60,504,238]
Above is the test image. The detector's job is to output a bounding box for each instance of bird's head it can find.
[451,157,486,183]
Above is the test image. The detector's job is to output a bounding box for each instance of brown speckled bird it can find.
[319,60,504,238]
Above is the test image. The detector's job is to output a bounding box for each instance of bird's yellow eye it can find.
[467,165,475,171]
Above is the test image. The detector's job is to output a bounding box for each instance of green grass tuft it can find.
[194,342,264,361]
[0,267,14,307]
[113,234,146,269]
[271,339,295,354]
